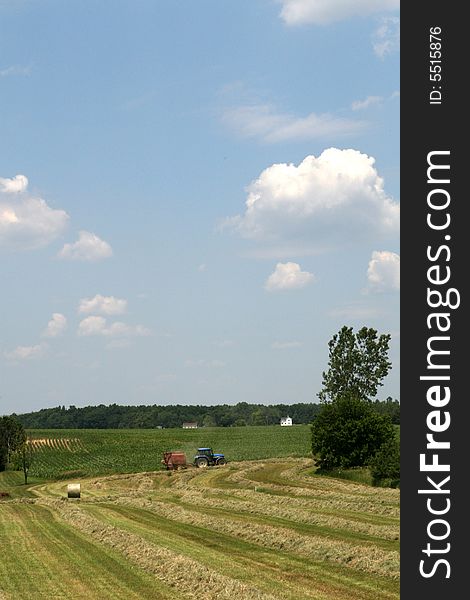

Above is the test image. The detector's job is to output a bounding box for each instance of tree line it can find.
[12,397,399,430]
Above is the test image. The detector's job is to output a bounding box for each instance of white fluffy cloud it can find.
[0,174,28,193]
[4,343,47,361]
[280,0,399,26]
[42,313,67,338]
[226,148,399,245]
[77,316,150,338]
[78,295,127,316]
[0,175,69,250]
[222,104,365,143]
[58,230,113,261]
[372,17,400,58]
[265,262,314,291]
[367,250,400,291]
[351,95,384,111]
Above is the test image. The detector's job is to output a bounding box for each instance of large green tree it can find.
[311,394,394,470]
[318,326,392,403]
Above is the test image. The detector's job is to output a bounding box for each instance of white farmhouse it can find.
[280,416,293,426]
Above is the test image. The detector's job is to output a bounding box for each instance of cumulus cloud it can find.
[222,104,365,143]
[58,230,113,261]
[279,0,399,26]
[78,295,127,316]
[0,174,29,193]
[225,148,399,245]
[367,250,400,291]
[265,262,314,291]
[0,174,69,251]
[42,313,67,338]
[373,17,400,58]
[77,316,150,338]
[4,343,47,361]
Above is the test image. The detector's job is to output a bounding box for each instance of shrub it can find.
[369,436,400,487]
[311,394,395,471]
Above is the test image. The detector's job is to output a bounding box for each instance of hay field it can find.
[0,459,399,599]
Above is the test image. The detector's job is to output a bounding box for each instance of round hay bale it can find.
[67,483,81,499]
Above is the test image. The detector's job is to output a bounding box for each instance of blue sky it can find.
[1,0,400,415]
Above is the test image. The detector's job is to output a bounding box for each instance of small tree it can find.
[13,438,34,485]
[311,394,395,470]
[318,326,392,403]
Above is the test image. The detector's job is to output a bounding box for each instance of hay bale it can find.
[67,483,81,499]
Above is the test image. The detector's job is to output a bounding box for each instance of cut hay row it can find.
[2,457,399,599]
[114,494,399,579]
[33,460,399,580]
[0,502,176,600]
[83,501,397,600]
[2,424,400,600]
[159,487,399,541]
[40,498,278,600]
[150,459,399,521]
[193,462,399,516]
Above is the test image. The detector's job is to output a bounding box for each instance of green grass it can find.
[1,459,399,599]
[1,426,400,598]
[24,425,312,480]
[315,467,373,486]
[0,503,177,599]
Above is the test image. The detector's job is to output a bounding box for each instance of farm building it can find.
[182,422,198,429]
[280,416,293,426]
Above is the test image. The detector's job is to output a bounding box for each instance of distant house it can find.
[280,416,293,427]
[182,422,198,429]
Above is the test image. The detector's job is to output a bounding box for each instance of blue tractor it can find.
[193,447,226,468]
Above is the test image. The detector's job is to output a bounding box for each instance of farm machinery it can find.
[161,447,227,470]
[193,447,226,468]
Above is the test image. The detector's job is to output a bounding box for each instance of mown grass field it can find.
[0,427,399,599]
